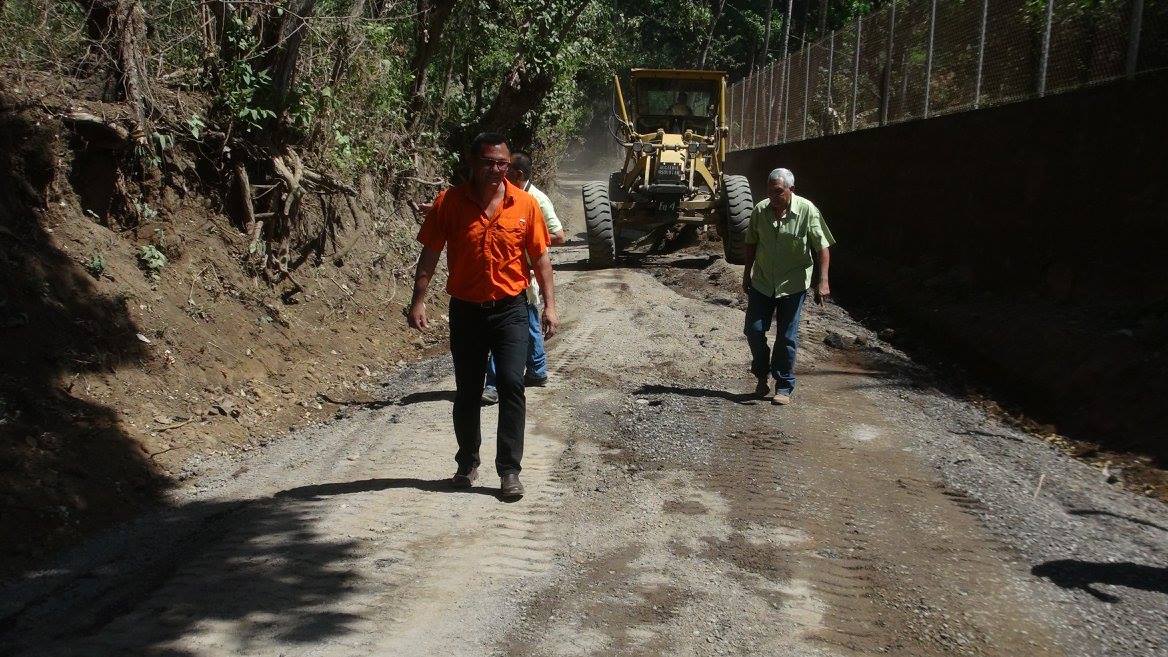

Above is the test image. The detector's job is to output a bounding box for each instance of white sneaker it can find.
[481,386,499,405]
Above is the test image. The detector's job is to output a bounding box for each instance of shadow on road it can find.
[1031,559,1168,602]
[555,254,718,272]
[1067,509,1168,532]
[2,496,365,655]
[634,383,763,405]
[3,466,523,654]
[554,258,622,272]
[397,389,456,405]
[277,477,500,499]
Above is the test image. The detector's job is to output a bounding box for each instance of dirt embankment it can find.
[0,83,448,577]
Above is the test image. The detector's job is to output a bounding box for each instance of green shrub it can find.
[138,245,168,280]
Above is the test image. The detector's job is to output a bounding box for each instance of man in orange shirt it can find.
[407,132,559,499]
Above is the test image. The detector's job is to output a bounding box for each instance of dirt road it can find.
[2,174,1165,657]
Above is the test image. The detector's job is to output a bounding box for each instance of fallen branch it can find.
[60,110,131,146]
[155,417,196,432]
[303,169,357,196]
[402,175,447,186]
[321,272,355,297]
[148,445,187,459]
[157,67,199,84]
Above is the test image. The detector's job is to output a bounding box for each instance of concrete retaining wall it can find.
[727,71,1168,456]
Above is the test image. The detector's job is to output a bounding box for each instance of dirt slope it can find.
[0,89,449,576]
[1,175,1164,656]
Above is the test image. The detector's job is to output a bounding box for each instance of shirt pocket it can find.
[774,230,805,257]
[492,220,528,259]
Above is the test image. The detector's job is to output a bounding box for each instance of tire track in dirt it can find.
[499,250,848,657]
[511,220,1074,657]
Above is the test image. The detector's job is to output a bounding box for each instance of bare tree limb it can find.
[234,160,258,236]
[60,110,131,146]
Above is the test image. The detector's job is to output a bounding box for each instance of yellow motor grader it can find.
[582,69,752,266]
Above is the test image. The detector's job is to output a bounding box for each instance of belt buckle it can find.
[482,294,513,309]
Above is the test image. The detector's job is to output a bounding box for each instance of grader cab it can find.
[582,69,752,266]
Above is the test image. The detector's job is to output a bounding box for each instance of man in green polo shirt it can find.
[742,167,835,405]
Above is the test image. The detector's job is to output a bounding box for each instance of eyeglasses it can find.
[478,158,511,170]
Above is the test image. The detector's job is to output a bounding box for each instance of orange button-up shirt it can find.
[417,179,550,303]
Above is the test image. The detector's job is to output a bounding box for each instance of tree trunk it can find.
[260,0,318,123]
[761,0,775,66]
[478,0,592,138]
[73,0,153,137]
[818,0,828,36]
[478,59,556,135]
[698,0,728,68]
[407,0,459,127]
[200,0,228,66]
[801,0,809,47]
[432,34,459,133]
[781,0,793,57]
[330,0,368,88]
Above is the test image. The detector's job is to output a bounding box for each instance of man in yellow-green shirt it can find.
[742,167,835,406]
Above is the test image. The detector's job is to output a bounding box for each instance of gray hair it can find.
[767,167,795,188]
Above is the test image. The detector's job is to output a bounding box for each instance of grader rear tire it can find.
[721,174,752,265]
[582,181,616,266]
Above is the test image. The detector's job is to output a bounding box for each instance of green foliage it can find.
[248,236,267,257]
[134,200,159,222]
[11,0,883,203]
[137,245,168,280]
[222,59,276,132]
[212,12,313,136]
[1,1,88,73]
[185,114,207,140]
[86,254,106,279]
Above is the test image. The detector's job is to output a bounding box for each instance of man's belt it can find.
[452,293,523,309]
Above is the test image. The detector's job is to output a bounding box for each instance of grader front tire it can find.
[721,174,753,266]
[582,181,616,267]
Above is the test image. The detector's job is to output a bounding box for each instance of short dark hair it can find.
[510,150,533,179]
[469,132,510,158]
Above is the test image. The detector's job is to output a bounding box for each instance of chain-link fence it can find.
[729,0,1165,150]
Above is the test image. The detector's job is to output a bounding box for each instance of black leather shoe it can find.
[451,467,478,489]
[524,373,548,387]
[754,378,770,398]
[499,473,525,498]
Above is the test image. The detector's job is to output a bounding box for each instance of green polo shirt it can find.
[745,194,836,298]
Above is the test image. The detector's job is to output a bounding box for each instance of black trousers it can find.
[449,294,530,476]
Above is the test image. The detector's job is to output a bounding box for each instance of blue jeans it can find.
[744,287,807,396]
[486,301,547,388]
